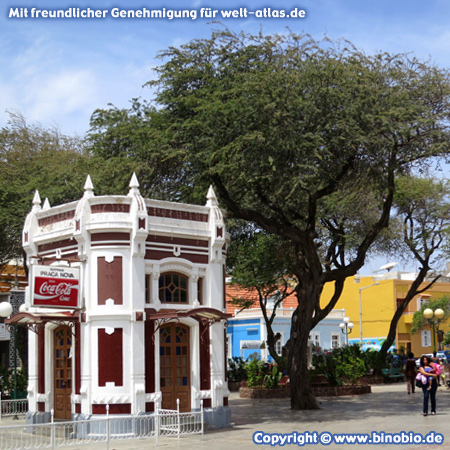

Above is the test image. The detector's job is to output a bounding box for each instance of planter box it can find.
[228,381,242,392]
[239,384,371,399]
[240,386,290,399]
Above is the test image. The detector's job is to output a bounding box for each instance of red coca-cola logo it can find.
[34,276,79,307]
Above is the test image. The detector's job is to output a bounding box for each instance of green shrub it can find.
[264,364,282,389]
[227,356,247,382]
[245,357,265,387]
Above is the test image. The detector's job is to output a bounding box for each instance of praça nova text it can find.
[9,7,306,20]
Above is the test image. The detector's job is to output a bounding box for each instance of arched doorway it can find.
[159,323,190,412]
[54,326,72,419]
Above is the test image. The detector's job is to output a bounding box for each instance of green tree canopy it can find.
[88,30,450,409]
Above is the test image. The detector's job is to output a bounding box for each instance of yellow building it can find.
[321,273,450,355]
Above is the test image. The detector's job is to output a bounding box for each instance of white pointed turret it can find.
[32,190,41,211]
[128,173,140,196]
[43,198,51,210]
[205,185,218,207]
[83,175,94,198]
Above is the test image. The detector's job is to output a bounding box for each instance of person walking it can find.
[405,352,417,394]
[419,355,439,416]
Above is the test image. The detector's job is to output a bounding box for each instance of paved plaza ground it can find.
[2,382,449,449]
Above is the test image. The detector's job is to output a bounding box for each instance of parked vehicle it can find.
[415,351,450,367]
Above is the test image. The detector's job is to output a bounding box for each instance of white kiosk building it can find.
[9,175,231,428]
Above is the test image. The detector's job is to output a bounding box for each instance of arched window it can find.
[159,273,188,303]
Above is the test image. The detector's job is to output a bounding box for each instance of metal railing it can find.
[0,393,28,419]
[0,400,204,450]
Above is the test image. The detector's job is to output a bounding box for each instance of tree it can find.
[411,296,450,351]
[0,112,142,274]
[90,31,450,409]
[0,112,87,271]
[227,225,295,364]
[379,176,450,355]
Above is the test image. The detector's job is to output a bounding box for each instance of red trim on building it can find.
[199,320,211,390]
[145,320,155,393]
[92,404,131,414]
[202,399,212,408]
[38,210,75,227]
[97,256,123,305]
[145,402,155,412]
[146,235,208,247]
[38,402,45,412]
[223,397,228,406]
[145,249,208,264]
[38,326,45,394]
[91,232,130,244]
[147,207,208,223]
[98,328,123,387]
[75,404,81,414]
[38,239,76,253]
[91,204,130,214]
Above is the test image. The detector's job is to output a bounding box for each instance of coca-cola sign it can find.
[32,265,79,308]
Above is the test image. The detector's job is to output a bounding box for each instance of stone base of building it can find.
[25,406,232,431]
[25,410,52,425]
[204,405,232,429]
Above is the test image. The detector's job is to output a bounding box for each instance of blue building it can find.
[226,306,347,362]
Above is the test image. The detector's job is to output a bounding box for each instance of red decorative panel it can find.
[217,227,223,238]
[91,233,130,247]
[92,404,131,414]
[38,239,76,253]
[145,402,155,412]
[199,320,211,390]
[97,257,123,305]
[139,218,146,229]
[91,204,130,214]
[38,210,75,227]
[146,235,208,247]
[38,326,45,394]
[75,404,81,414]
[147,207,208,222]
[145,249,208,264]
[145,320,155,393]
[38,402,45,412]
[98,328,123,387]
[202,399,212,408]
[223,397,229,406]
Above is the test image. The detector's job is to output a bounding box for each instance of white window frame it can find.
[274,332,284,356]
[421,330,432,348]
[331,332,341,349]
[309,332,320,348]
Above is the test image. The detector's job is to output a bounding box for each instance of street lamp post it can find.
[0,301,18,419]
[423,308,445,352]
[339,317,354,346]
[359,283,380,349]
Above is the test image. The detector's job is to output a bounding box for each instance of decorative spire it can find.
[83,175,94,198]
[128,173,140,195]
[43,198,51,210]
[205,185,218,207]
[32,190,41,211]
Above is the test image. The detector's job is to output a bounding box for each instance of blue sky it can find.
[2,0,450,274]
[3,0,450,137]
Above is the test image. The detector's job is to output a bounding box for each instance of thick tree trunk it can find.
[288,281,321,410]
